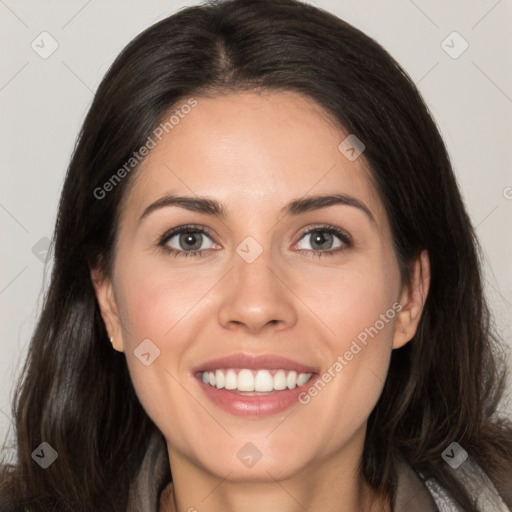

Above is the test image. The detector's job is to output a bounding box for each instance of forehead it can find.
[121,91,385,225]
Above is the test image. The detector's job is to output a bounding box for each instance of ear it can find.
[90,267,125,352]
[393,249,430,349]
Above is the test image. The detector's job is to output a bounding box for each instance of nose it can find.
[217,244,298,335]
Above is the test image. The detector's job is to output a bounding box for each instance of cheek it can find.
[302,255,400,348]
[111,258,223,421]
[336,262,400,370]
[294,255,400,439]
[115,258,217,346]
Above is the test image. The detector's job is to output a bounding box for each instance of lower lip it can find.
[196,375,318,417]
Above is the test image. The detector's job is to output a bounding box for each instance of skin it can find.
[91,91,430,512]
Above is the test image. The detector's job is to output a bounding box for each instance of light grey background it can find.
[1,0,511,450]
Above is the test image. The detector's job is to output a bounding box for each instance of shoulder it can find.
[394,455,438,511]
[394,454,511,512]
[421,457,511,512]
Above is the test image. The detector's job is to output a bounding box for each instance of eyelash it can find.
[157,223,352,259]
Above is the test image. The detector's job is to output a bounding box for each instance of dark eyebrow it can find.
[281,193,375,223]
[139,193,375,224]
[139,195,226,223]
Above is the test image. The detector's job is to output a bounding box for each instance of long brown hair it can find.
[1,0,511,510]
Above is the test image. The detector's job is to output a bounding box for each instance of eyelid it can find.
[158,222,353,257]
[158,223,218,246]
[294,223,352,244]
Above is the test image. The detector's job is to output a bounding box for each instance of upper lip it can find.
[193,353,319,374]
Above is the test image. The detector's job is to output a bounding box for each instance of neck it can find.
[161,429,390,512]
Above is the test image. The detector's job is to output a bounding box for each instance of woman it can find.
[1,0,511,510]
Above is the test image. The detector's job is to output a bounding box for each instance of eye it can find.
[294,225,352,257]
[158,223,352,259]
[158,225,218,258]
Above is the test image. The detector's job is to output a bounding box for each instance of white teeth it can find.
[215,369,224,389]
[254,370,274,392]
[296,372,310,387]
[224,369,238,390]
[200,368,313,392]
[273,369,287,390]
[238,369,255,391]
[287,371,297,389]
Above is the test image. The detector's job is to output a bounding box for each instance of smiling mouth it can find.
[197,368,314,393]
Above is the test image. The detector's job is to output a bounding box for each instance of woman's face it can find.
[93,91,425,483]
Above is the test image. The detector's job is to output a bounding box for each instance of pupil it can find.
[181,232,201,250]
[312,231,332,250]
